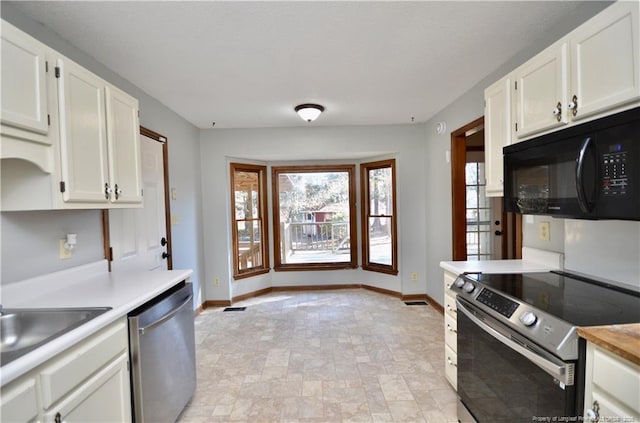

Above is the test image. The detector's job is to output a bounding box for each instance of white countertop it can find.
[1,261,192,386]
[440,247,564,275]
[440,259,558,275]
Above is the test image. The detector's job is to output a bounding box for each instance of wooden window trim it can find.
[361,159,398,275]
[272,164,357,271]
[230,162,270,279]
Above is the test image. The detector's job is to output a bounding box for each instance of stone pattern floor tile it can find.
[177,289,457,422]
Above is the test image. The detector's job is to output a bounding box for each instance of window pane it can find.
[368,167,392,215]
[234,170,260,219]
[237,220,262,270]
[368,217,392,265]
[274,168,354,267]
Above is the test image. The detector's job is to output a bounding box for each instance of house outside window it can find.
[230,163,269,279]
[361,159,398,275]
[272,165,357,271]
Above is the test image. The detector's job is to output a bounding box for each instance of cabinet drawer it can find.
[444,293,457,318]
[592,346,640,412]
[445,344,457,391]
[1,377,39,423]
[40,320,127,408]
[444,313,457,352]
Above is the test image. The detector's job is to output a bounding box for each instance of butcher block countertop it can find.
[578,324,640,366]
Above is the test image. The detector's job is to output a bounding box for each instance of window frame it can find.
[360,158,398,275]
[230,162,270,279]
[271,164,358,271]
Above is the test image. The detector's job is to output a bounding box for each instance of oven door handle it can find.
[456,298,574,386]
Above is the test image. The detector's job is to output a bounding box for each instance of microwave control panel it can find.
[602,145,628,197]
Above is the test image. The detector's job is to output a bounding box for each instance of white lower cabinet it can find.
[42,354,130,423]
[443,270,458,390]
[0,377,40,423]
[583,342,640,422]
[0,319,131,423]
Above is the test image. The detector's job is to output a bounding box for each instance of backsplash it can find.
[564,219,640,290]
[523,215,640,290]
[1,210,104,284]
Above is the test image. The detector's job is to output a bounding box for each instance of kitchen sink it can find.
[1,307,111,366]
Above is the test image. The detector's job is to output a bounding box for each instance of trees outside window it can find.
[361,159,398,275]
[230,163,269,279]
[272,165,357,271]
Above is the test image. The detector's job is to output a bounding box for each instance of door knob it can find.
[495,230,503,236]
[161,237,167,246]
[162,252,171,259]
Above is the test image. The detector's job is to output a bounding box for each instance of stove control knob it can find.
[520,311,537,327]
[454,278,465,288]
[463,282,475,293]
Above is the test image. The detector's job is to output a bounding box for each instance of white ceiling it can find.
[9,1,586,129]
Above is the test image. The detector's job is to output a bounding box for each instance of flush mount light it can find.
[295,103,324,122]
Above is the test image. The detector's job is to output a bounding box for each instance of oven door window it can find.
[457,308,576,422]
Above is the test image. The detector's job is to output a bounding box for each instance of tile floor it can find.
[178,289,458,422]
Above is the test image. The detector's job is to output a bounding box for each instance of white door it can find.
[109,134,168,271]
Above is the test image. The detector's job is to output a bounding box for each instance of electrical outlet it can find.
[410,272,418,281]
[59,239,72,260]
[214,277,220,287]
[539,222,550,241]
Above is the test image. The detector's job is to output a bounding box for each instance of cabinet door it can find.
[0,377,40,423]
[57,58,109,204]
[484,76,512,197]
[0,21,49,138]
[514,42,569,139]
[43,353,131,423]
[570,2,640,121]
[105,85,142,204]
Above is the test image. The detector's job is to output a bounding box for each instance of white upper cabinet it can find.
[569,2,640,121]
[57,58,142,207]
[57,57,110,204]
[1,18,143,210]
[484,75,512,197]
[0,20,57,173]
[105,86,143,204]
[514,42,569,139]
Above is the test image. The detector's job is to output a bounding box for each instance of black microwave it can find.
[504,107,640,220]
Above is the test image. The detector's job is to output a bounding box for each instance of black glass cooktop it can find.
[467,271,640,327]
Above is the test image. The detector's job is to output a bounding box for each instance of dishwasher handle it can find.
[139,293,193,335]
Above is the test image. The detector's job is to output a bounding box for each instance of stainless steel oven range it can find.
[450,271,640,423]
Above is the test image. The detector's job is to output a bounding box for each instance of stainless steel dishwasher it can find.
[128,282,196,423]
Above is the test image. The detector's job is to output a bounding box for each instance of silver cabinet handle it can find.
[447,356,457,367]
[552,101,562,121]
[114,183,123,200]
[567,95,578,116]
[104,183,112,199]
[447,323,457,333]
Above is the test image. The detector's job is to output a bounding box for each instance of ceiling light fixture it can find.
[295,103,324,122]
